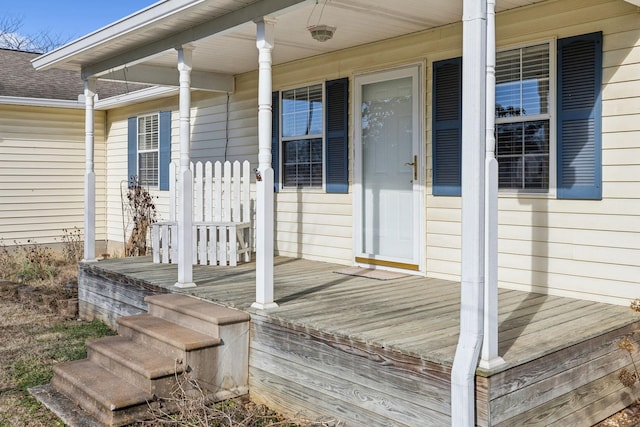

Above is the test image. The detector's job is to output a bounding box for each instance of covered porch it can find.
[79,256,640,426]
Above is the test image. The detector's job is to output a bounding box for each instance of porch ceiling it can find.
[33,0,546,86]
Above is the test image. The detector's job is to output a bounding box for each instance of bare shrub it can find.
[142,368,343,427]
[125,179,157,257]
[60,227,83,263]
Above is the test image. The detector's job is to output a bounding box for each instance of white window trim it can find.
[278,81,327,192]
[495,39,557,197]
[137,112,160,189]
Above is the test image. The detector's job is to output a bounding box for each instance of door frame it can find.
[352,63,426,274]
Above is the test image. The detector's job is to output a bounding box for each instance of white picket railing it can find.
[151,160,253,266]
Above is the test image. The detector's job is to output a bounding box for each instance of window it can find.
[137,114,160,187]
[281,84,324,188]
[496,43,551,191]
[271,78,349,194]
[431,31,602,200]
[127,111,171,190]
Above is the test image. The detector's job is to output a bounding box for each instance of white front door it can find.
[354,65,423,271]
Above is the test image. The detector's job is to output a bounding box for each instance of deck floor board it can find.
[83,256,638,373]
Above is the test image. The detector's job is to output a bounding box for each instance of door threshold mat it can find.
[333,267,409,281]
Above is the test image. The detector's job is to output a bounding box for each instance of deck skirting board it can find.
[489,322,640,426]
[78,265,168,328]
[249,316,452,426]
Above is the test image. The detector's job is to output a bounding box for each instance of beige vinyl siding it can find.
[485,0,640,305]
[0,104,106,245]
[102,0,640,303]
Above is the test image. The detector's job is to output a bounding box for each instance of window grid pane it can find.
[138,152,159,187]
[281,83,324,189]
[497,121,549,190]
[137,114,159,187]
[282,84,323,138]
[495,43,550,191]
[282,138,323,188]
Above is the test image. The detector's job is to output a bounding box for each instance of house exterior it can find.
[0,48,144,250]
[33,0,640,304]
[29,0,640,424]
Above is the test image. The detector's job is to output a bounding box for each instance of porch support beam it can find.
[451,0,487,425]
[175,46,196,289]
[252,17,278,310]
[99,64,234,93]
[82,78,98,263]
[480,0,505,371]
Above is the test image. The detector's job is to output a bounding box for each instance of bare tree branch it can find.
[0,16,70,53]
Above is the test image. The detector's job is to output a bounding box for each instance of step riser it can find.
[117,322,222,391]
[147,304,220,338]
[51,374,155,427]
[88,347,180,398]
[117,323,189,361]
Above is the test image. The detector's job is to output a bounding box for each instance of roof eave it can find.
[31,0,204,71]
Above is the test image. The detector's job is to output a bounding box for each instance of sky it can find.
[3,0,158,45]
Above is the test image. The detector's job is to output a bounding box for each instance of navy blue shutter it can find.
[325,78,349,193]
[271,91,280,192]
[127,117,137,188]
[158,111,171,191]
[432,58,462,196]
[557,32,602,200]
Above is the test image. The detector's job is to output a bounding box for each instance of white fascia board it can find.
[99,64,235,93]
[0,96,84,109]
[94,86,179,110]
[31,0,205,71]
[624,0,640,6]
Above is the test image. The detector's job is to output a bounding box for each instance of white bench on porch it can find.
[151,160,252,266]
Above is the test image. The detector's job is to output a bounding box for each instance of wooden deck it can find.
[78,256,640,426]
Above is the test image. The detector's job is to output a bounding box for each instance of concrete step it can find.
[52,359,157,427]
[117,313,221,359]
[145,293,250,338]
[87,335,185,397]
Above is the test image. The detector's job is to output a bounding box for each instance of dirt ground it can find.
[1,279,639,426]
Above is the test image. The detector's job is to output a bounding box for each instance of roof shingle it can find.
[0,48,147,100]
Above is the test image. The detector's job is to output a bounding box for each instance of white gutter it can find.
[451,0,487,425]
[0,86,179,111]
[0,96,84,109]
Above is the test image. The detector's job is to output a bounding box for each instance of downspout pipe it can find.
[451,0,487,425]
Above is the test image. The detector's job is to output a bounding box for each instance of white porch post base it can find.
[251,301,279,310]
[82,170,98,263]
[175,281,197,289]
[252,167,278,309]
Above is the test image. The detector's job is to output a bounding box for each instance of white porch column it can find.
[82,78,98,263]
[480,0,505,371]
[451,0,487,425]
[175,46,196,288]
[252,17,278,310]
